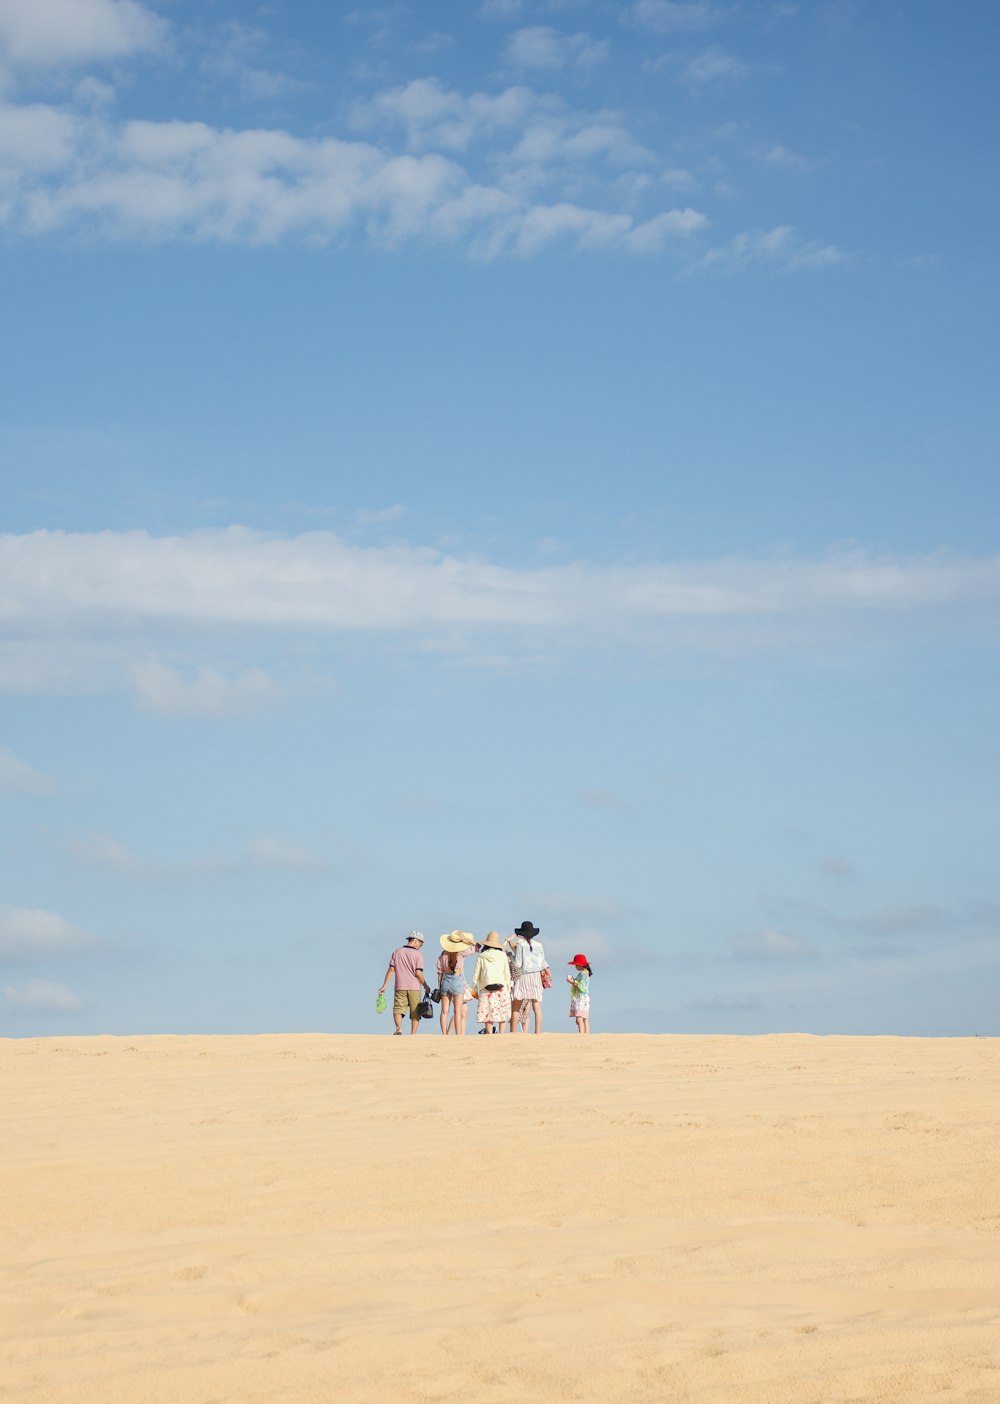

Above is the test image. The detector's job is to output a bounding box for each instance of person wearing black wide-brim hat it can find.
[509,920,547,1035]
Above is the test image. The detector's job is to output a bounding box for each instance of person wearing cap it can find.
[470,931,512,1035]
[437,930,476,1036]
[567,953,593,1034]
[509,919,548,1035]
[378,931,431,1036]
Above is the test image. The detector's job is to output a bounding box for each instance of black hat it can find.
[514,920,540,937]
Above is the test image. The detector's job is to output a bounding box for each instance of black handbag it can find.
[416,992,434,1020]
[430,986,442,1003]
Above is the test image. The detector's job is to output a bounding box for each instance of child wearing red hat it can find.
[567,954,592,1034]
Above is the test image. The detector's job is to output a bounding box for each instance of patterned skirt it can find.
[477,987,511,1026]
[569,994,590,1019]
[512,970,544,1001]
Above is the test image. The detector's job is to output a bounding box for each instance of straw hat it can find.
[440,930,475,953]
[481,931,504,949]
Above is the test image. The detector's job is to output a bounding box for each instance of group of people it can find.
[377,921,593,1036]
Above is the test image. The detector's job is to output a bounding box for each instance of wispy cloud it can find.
[0,530,999,700]
[628,1,721,33]
[0,95,704,259]
[505,27,610,72]
[766,896,1000,938]
[688,224,846,272]
[0,745,55,794]
[728,928,819,962]
[131,662,281,717]
[354,503,408,530]
[3,978,84,1011]
[0,903,90,960]
[684,47,749,88]
[198,19,307,103]
[3,528,998,633]
[759,141,812,172]
[71,830,330,877]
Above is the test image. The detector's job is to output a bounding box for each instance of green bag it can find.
[376,991,387,1014]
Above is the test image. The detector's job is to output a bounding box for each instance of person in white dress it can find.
[509,919,547,1035]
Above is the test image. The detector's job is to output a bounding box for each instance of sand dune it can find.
[3,1033,998,1402]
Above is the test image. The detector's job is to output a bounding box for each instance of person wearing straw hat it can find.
[470,931,511,1035]
[509,919,547,1035]
[437,930,476,1036]
[378,931,431,1035]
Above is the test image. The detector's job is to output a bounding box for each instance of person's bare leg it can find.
[439,995,450,1035]
[511,997,523,1032]
[458,998,468,1035]
[393,1008,403,1034]
[531,999,543,1034]
[410,1013,420,1034]
[583,1016,590,1033]
[575,1016,584,1034]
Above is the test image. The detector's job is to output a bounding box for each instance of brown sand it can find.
[2,1033,998,1403]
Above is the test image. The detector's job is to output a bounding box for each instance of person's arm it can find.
[378,962,394,995]
[416,960,429,992]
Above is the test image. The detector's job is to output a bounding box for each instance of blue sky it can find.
[1,0,997,1035]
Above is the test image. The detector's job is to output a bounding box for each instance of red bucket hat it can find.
[568,953,590,967]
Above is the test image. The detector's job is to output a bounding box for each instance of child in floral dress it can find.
[567,953,592,1034]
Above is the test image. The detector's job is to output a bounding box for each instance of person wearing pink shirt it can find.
[378,931,431,1035]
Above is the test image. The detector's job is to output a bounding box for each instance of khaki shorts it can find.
[393,989,421,1017]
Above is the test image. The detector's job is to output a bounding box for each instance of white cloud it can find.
[0,96,704,259]
[199,20,306,103]
[3,529,999,634]
[760,142,812,172]
[354,79,539,152]
[0,745,54,793]
[354,503,408,529]
[3,978,84,1011]
[629,1,719,32]
[70,831,145,874]
[0,102,81,175]
[0,530,998,698]
[131,662,281,717]
[0,0,164,72]
[0,903,88,959]
[505,26,609,71]
[688,223,846,272]
[479,0,525,18]
[684,47,748,87]
[729,928,819,962]
[626,206,706,249]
